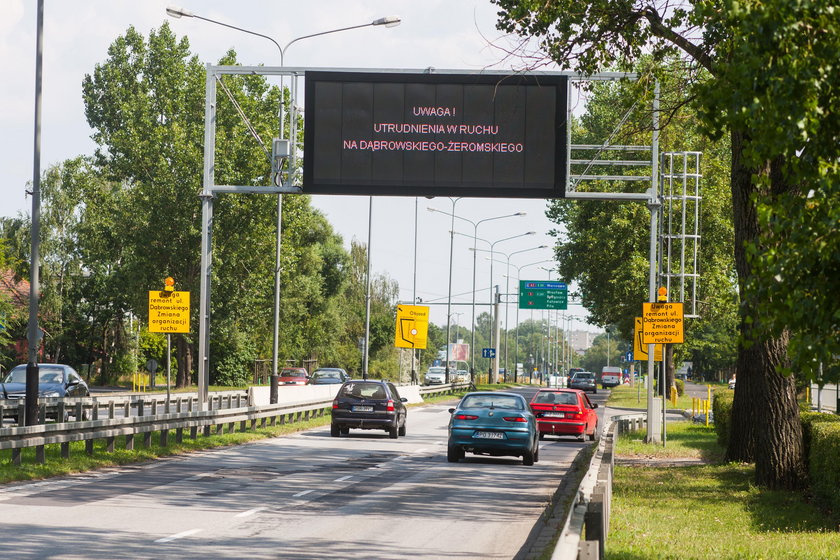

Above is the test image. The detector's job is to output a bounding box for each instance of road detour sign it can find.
[642,302,684,344]
[394,305,429,349]
[634,317,663,361]
[148,291,191,333]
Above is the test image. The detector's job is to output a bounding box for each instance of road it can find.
[0,388,609,559]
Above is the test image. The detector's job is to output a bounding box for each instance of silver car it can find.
[568,371,597,393]
[424,366,446,385]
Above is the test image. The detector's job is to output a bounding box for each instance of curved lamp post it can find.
[166,6,400,389]
[428,206,526,378]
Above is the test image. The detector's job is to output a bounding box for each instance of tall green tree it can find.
[80,23,353,385]
[492,0,813,487]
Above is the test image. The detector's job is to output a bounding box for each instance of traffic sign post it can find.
[518,280,568,310]
[148,279,190,404]
[642,303,685,344]
[394,305,429,349]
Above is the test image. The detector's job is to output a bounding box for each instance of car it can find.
[330,380,407,438]
[568,371,597,393]
[1,364,90,422]
[529,388,598,442]
[277,367,309,385]
[424,366,446,385]
[447,391,539,465]
[600,366,622,389]
[309,368,350,385]
[453,369,470,383]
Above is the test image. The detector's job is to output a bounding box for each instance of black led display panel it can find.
[303,71,568,198]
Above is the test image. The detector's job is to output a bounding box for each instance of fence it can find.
[0,383,469,466]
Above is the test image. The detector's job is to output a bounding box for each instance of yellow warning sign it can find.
[642,302,685,344]
[634,317,663,361]
[394,305,429,349]
[148,291,191,333]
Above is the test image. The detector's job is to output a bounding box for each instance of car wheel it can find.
[340,427,349,435]
[533,442,540,463]
[589,423,597,441]
[388,425,398,439]
[593,389,598,394]
[398,422,406,437]
[538,433,545,440]
[523,448,535,466]
[577,434,585,442]
[330,424,340,437]
[447,444,464,463]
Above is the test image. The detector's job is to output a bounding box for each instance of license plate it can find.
[473,431,504,440]
[353,405,374,412]
[544,412,565,418]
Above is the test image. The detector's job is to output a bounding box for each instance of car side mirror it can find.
[400,397,408,402]
[592,403,598,408]
[448,408,455,414]
[67,379,79,386]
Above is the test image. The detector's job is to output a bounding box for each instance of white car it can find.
[453,369,469,383]
[425,367,446,385]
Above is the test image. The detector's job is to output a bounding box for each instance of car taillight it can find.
[503,416,528,422]
[455,414,478,420]
[332,399,339,410]
[386,400,395,412]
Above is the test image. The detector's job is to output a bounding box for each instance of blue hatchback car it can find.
[447,391,539,465]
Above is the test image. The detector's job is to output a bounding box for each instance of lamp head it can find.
[372,16,402,28]
[166,6,194,18]
[515,212,527,216]
[526,231,536,235]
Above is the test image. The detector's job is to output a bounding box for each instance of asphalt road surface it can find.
[0,388,608,559]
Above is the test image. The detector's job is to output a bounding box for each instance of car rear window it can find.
[460,395,523,409]
[339,382,389,399]
[575,373,594,380]
[280,369,306,377]
[534,391,578,405]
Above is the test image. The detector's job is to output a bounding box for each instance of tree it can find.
[80,24,354,386]
[492,0,822,487]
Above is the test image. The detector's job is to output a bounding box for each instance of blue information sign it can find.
[482,348,496,359]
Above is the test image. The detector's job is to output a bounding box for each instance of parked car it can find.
[600,366,622,389]
[330,380,407,438]
[529,388,598,442]
[568,371,597,393]
[1,364,90,422]
[277,367,309,385]
[309,368,350,385]
[447,392,539,465]
[424,366,446,385]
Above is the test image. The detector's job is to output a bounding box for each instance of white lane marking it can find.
[293,489,314,498]
[235,507,267,518]
[154,529,203,543]
[334,475,352,482]
[412,448,428,454]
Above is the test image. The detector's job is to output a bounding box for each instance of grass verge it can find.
[607,423,840,559]
[607,383,704,411]
[0,383,502,484]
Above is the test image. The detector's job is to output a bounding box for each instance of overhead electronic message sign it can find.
[303,71,568,198]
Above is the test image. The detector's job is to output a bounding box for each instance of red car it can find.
[529,389,598,442]
[278,367,309,385]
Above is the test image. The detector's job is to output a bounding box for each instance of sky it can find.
[1,0,599,335]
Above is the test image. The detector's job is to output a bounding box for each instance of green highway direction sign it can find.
[519,280,568,310]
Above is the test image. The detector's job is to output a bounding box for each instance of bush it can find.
[800,411,840,471]
[712,390,734,448]
[675,378,685,396]
[808,421,840,513]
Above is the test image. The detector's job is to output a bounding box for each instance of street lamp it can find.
[166,7,400,392]
[428,206,526,380]
[504,258,553,382]
[467,231,535,381]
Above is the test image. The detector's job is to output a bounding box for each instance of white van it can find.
[600,366,622,388]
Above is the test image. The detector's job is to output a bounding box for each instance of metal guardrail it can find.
[0,383,470,466]
[550,413,645,560]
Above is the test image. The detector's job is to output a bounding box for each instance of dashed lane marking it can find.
[154,528,203,543]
